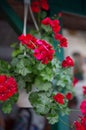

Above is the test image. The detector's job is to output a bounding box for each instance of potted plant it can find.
[0,0,74,125]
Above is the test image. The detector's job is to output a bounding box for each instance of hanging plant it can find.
[0,0,75,125]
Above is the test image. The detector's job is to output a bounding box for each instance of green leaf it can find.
[17,78,26,89]
[29,92,41,105]
[29,92,50,114]
[9,93,19,104]
[41,11,47,19]
[11,58,19,67]
[2,102,12,113]
[0,60,10,74]
[34,78,52,91]
[40,67,54,81]
[41,24,52,32]
[47,113,59,124]
[37,63,46,70]
[19,44,26,51]
[16,58,32,76]
[12,49,21,57]
[36,103,50,114]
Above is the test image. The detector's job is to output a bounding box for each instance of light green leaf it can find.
[2,102,12,113]
[34,79,52,91]
[41,24,52,32]
[47,114,59,124]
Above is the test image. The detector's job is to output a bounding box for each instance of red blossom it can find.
[31,0,49,13]
[31,1,40,13]
[53,93,65,104]
[33,39,55,64]
[41,0,49,10]
[41,17,51,25]
[50,20,60,34]
[80,100,86,115]
[41,18,60,34]
[66,56,74,66]
[66,92,73,100]
[0,75,18,101]
[62,60,68,68]
[73,77,78,86]
[62,56,74,68]
[82,86,86,95]
[60,37,68,47]
[74,120,85,130]
[18,34,37,50]
[54,33,68,48]
[80,115,86,128]
[0,75,7,83]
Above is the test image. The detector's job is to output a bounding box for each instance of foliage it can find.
[0,0,75,124]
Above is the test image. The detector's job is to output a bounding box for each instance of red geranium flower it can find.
[31,0,49,13]
[82,86,86,95]
[50,20,60,34]
[54,33,68,48]
[0,75,18,101]
[62,56,74,68]
[41,17,51,25]
[31,1,40,13]
[80,100,86,115]
[53,93,65,104]
[41,0,49,10]
[74,120,85,130]
[18,34,37,50]
[73,77,78,86]
[66,56,74,66]
[66,92,73,100]
[33,39,55,64]
[0,75,7,83]
[62,60,68,68]
[41,18,60,34]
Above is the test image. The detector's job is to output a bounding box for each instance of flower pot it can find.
[17,88,32,108]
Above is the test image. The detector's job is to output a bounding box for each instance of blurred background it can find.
[0,0,86,130]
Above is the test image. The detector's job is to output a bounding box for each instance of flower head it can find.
[80,100,86,115]
[82,86,86,95]
[66,92,73,100]
[31,0,49,13]
[0,75,17,101]
[62,56,74,68]
[18,34,37,50]
[53,93,65,104]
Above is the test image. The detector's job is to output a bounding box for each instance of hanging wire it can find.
[23,0,29,35]
[23,0,39,35]
[29,4,39,31]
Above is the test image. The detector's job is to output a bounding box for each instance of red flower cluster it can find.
[31,0,49,13]
[74,119,86,130]
[41,17,60,34]
[18,34,55,64]
[74,100,86,129]
[0,75,17,101]
[62,56,74,68]
[66,92,73,100]
[18,34,37,50]
[80,100,86,115]
[73,77,78,87]
[53,92,73,105]
[55,33,68,48]
[34,39,55,64]
[82,86,86,95]
[41,17,68,48]
[74,115,86,130]
[53,93,65,104]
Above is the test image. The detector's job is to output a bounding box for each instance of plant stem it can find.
[59,117,73,128]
